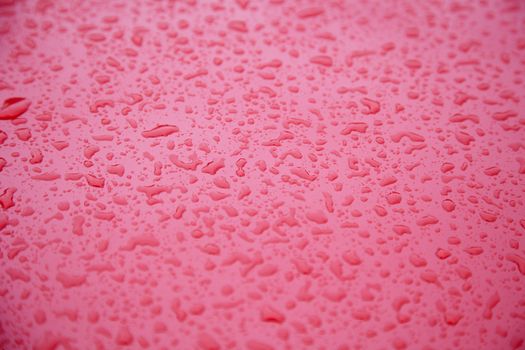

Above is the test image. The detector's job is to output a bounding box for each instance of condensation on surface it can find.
[0,0,524,349]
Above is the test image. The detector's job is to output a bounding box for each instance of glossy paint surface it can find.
[0,0,525,349]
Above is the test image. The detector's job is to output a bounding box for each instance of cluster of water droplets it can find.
[0,0,524,349]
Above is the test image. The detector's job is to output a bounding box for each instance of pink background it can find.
[1,0,524,349]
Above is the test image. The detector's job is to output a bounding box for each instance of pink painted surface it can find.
[1,0,525,349]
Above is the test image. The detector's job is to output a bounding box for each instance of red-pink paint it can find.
[0,0,524,349]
